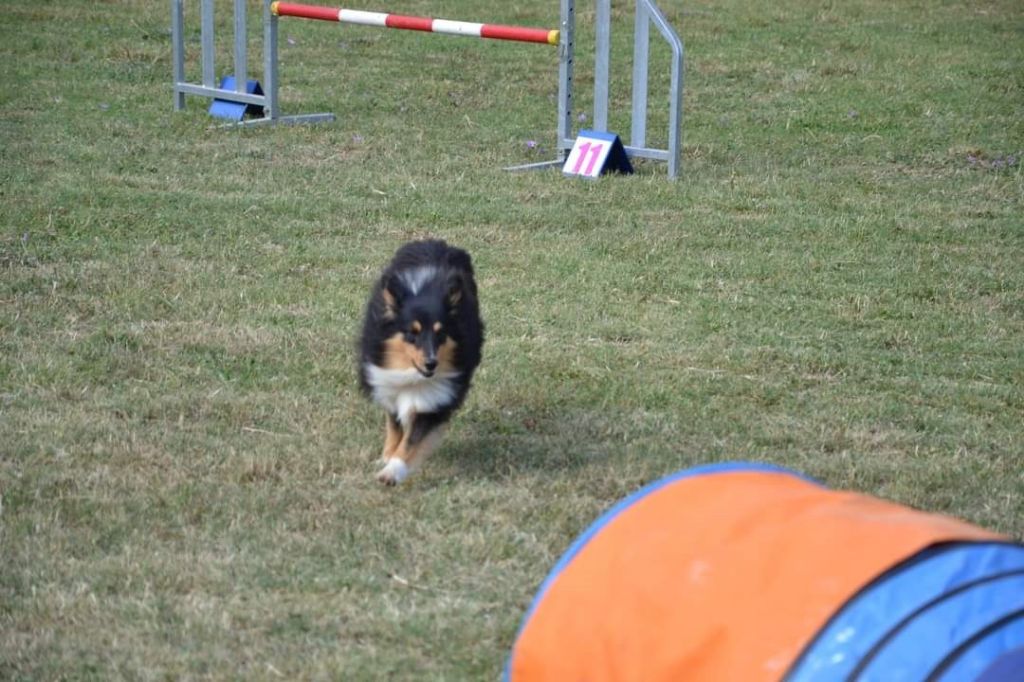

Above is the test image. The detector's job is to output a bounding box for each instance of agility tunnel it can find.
[507,463,1024,681]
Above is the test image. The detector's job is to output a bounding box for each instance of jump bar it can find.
[271,2,560,45]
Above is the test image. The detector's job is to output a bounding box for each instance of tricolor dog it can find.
[358,240,484,485]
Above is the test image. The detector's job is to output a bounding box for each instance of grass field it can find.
[2,0,1022,678]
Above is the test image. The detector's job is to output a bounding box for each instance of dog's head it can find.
[380,268,465,378]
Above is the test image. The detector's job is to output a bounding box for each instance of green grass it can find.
[2,0,1022,678]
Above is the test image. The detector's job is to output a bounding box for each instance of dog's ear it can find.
[446,271,465,308]
[381,275,407,318]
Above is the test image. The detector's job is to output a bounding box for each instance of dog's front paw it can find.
[376,458,409,486]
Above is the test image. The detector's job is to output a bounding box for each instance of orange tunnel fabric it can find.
[507,463,1004,681]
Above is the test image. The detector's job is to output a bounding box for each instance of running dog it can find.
[358,240,484,485]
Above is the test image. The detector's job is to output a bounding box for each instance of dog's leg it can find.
[380,412,402,463]
[376,413,448,486]
[402,415,448,472]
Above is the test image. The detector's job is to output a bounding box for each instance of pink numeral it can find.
[571,141,604,175]
[584,144,603,175]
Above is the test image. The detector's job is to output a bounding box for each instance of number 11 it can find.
[571,141,605,176]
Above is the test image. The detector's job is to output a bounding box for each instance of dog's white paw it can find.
[376,458,409,486]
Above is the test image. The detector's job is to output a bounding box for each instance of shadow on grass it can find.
[435,407,619,482]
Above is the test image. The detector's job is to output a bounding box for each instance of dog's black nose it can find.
[424,359,438,373]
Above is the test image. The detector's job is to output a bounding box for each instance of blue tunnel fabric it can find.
[934,612,1024,682]
[786,542,1024,682]
[974,646,1024,682]
[858,573,1024,680]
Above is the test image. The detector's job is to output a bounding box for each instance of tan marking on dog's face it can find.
[382,333,423,371]
[382,333,457,375]
[411,320,422,334]
[433,321,442,333]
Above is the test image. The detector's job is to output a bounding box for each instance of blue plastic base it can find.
[209,76,264,121]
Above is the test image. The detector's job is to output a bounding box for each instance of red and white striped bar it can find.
[271,2,559,45]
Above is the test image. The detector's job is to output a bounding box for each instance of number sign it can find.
[562,129,633,179]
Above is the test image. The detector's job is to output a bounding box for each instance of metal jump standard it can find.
[171,0,684,177]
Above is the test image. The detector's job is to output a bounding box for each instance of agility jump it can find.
[270,2,559,46]
[171,0,684,177]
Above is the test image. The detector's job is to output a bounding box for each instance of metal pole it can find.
[593,0,610,132]
[271,3,559,44]
[172,0,186,110]
[643,0,683,178]
[630,1,650,148]
[668,50,683,179]
[201,0,216,87]
[234,0,248,92]
[557,0,575,155]
[264,0,278,120]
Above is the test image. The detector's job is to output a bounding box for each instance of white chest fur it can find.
[364,364,460,426]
